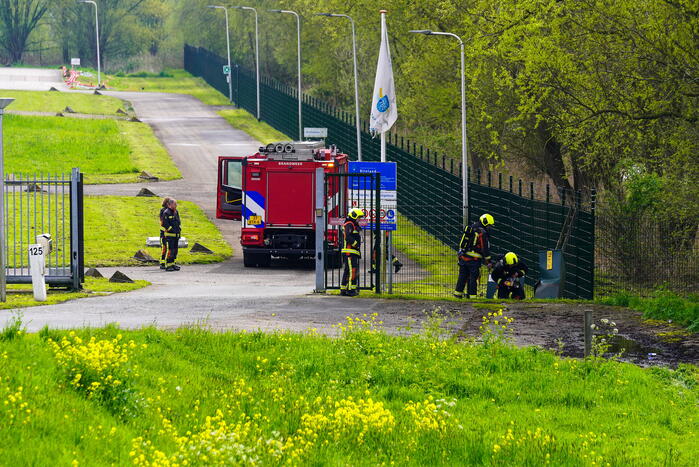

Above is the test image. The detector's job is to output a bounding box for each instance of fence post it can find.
[584,309,593,357]
[70,168,81,291]
[314,168,325,293]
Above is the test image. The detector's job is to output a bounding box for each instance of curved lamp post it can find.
[269,9,302,140]
[208,5,234,104]
[316,13,363,161]
[232,6,260,120]
[410,29,469,225]
[78,0,101,87]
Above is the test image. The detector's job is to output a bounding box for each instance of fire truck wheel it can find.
[243,251,271,268]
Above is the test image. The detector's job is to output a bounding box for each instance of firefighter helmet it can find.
[480,213,495,227]
[504,252,518,265]
[348,208,365,220]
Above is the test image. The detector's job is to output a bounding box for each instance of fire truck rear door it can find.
[217,156,245,220]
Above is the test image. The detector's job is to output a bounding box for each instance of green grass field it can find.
[1,278,148,311]
[4,114,180,184]
[0,315,696,465]
[83,196,231,267]
[91,69,229,105]
[217,109,289,144]
[0,89,128,116]
[3,195,231,269]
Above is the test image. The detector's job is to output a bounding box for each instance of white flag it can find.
[369,12,397,135]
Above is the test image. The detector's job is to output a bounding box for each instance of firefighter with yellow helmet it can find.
[454,213,494,298]
[341,208,366,296]
[491,252,529,299]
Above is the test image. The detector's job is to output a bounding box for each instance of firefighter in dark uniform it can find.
[341,208,365,296]
[162,198,181,271]
[491,252,529,299]
[159,197,172,270]
[453,213,494,298]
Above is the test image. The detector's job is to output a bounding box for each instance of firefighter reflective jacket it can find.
[458,222,490,261]
[341,219,361,255]
[159,207,168,234]
[162,208,181,237]
[491,258,529,282]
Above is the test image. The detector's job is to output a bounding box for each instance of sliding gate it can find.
[324,172,381,292]
[3,168,84,289]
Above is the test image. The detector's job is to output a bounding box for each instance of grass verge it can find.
[84,196,231,267]
[0,89,128,116]
[0,316,696,465]
[88,69,229,105]
[598,290,699,332]
[217,108,289,144]
[1,277,148,310]
[5,114,180,184]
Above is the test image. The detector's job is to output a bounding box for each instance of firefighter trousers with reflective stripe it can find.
[160,233,167,266]
[165,235,179,266]
[455,259,482,297]
[341,253,359,291]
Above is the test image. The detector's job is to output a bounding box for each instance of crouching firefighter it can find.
[341,208,365,296]
[491,252,529,299]
[162,198,181,272]
[454,213,494,298]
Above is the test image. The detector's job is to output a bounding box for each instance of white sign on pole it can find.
[71,58,81,66]
[28,244,47,302]
[304,127,328,138]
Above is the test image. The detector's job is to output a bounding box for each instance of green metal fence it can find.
[185,44,596,299]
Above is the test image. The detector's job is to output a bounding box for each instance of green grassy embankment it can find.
[4,196,231,269]
[86,69,229,105]
[0,89,129,116]
[0,314,696,465]
[4,114,180,184]
[599,290,699,332]
[217,109,289,144]
[83,196,231,267]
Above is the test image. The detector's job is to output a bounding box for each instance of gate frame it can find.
[323,172,381,293]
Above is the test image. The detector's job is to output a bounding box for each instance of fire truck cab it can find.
[217,141,348,267]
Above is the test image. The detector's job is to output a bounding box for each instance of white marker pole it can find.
[28,244,47,302]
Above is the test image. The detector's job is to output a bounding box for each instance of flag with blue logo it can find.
[369,12,397,135]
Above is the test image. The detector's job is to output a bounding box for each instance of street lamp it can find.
[410,29,469,225]
[208,5,234,104]
[232,6,260,120]
[269,9,302,140]
[316,13,362,161]
[0,98,14,302]
[78,0,101,87]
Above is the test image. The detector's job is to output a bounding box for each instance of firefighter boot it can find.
[393,259,403,274]
[166,265,181,272]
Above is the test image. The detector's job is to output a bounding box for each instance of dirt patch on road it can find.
[360,299,698,367]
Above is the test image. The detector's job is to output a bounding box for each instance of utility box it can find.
[534,249,566,299]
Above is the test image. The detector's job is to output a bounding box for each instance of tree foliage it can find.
[0,0,49,62]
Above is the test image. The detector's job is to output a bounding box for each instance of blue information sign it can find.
[348,162,397,191]
[348,162,397,231]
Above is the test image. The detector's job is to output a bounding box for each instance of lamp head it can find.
[409,29,433,35]
[268,9,282,13]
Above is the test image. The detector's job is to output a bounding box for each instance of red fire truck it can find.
[217,141,348,267]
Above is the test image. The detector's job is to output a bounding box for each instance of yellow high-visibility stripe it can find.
[341,248,360,255]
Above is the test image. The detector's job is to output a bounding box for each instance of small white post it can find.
[28,244,47,302]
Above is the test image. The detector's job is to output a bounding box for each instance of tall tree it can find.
[0,0,49,63]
